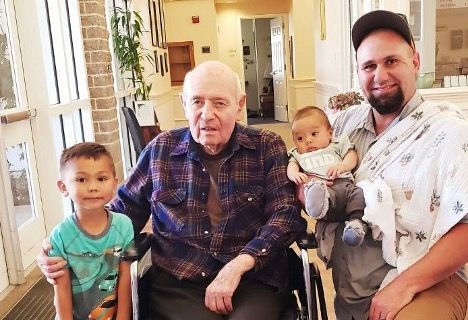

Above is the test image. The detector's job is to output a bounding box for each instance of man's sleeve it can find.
[239,134,306,269]
[109,147,152,234]
[336,134,355,158]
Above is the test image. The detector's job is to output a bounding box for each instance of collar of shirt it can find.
[358,91,424,137]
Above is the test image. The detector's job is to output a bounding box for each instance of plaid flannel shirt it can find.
[110,123,306,290]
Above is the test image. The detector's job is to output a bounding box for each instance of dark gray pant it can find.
[146,267,282,320]
[323,178,365,223]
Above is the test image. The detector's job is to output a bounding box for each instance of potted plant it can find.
[111,6,153,102]
[326,91,364,113]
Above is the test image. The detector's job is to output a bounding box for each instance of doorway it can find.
[241,17,287,125]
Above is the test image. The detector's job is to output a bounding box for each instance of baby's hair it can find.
[293,106,331,129]
[59,142,115,176]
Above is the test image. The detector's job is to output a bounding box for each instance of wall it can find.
[160,0,219,129]
[132,0,172,98]
[416,1,436,78]
[312,1,349,108]
[80,0,123,181]
[216,0,290,86]
[162,0,321,125]
[241,19,259,112]
[255,18,273,98]
[165,0,219,64]
[288,0,315,116]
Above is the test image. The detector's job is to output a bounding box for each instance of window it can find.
[349,1,468,89]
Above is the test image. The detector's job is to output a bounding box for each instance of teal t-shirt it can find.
[49,210,134,320]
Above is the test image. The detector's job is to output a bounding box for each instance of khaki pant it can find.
[395,275,467,320]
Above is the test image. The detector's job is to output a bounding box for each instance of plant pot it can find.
[135,100,156,127]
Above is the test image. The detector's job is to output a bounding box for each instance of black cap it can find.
[352,10,414,51]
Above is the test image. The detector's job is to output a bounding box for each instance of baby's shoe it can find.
[342,219,368,247]
[304,180,329,219]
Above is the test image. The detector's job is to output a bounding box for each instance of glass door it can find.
[0,0,47,274]
[1,121,46,270]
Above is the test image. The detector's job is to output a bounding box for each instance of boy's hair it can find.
[59,142,115,176]
[292,106,331,129]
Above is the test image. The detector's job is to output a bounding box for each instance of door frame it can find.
[237,13,290,123]
[0,0,46,285]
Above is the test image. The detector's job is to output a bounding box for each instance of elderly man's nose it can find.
[201,102,215,119]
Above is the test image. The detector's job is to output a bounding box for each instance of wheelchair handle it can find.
[296,231,318,250]
[122,232,154,262]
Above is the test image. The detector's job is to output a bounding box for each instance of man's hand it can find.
[369,278,415,320]
[204,254,255,315]
[37,238,67,285]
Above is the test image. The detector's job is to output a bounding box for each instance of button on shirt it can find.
[110,123,306,290]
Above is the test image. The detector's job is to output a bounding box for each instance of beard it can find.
[367,87,405,115]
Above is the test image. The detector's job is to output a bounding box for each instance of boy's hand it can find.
[290,172,309,185]
[37,239,67,285]
[327,164,345,179]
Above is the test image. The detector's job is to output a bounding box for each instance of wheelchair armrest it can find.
[295,230,318,250]
[122,232,153,262]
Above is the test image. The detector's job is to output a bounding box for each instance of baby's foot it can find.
[304,181,329,219]
[342,219,368,247]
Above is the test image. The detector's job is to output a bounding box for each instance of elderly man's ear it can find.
[238,94,246,111]
[236,94,247,120]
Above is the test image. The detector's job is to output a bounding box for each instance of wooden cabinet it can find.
[167,41,195,86]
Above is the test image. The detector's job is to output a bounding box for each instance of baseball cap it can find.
[352,10,414,51]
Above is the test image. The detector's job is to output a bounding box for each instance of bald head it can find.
[182,61,242,101]
[180,60,246,155]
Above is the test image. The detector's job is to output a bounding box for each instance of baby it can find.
[287,106,367,246]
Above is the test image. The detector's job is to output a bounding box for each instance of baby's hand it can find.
[327,164,344,179]
[290,172,309,185]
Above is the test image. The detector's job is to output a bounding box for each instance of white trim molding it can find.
[313,80,341,109]
[288,77,316,89]
[420,87,468,111]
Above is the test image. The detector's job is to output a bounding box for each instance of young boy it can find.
[287,106,367,246]
[49,142,133,320]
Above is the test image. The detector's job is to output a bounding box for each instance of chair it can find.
[124,231,328,320]
[121,106,146,159]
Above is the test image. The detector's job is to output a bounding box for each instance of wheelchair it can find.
[124,231,328,320]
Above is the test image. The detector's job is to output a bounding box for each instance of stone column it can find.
[79,0,124,181]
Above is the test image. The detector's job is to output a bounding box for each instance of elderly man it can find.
[39,61,306,320]
[318,10,468,320]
